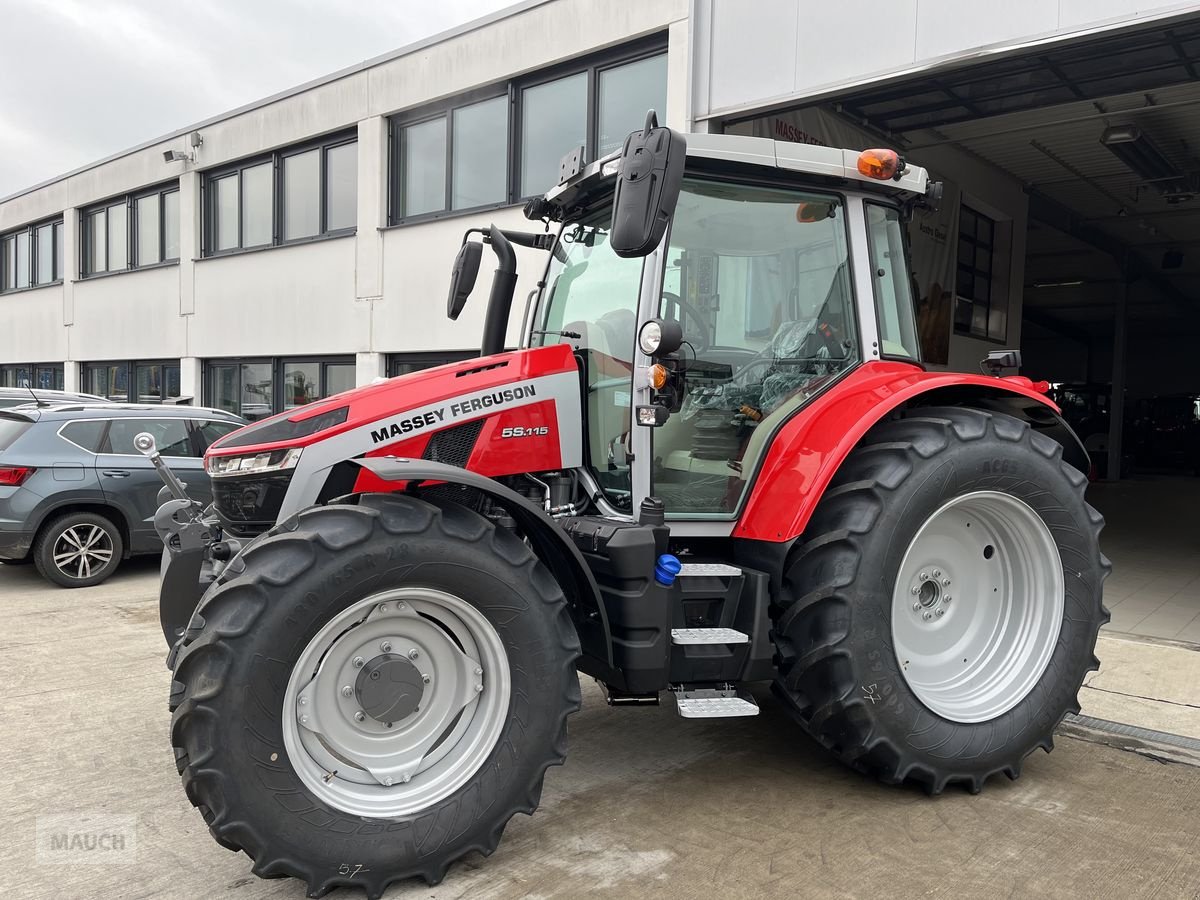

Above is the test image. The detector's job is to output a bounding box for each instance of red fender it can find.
[734,361,1060,543]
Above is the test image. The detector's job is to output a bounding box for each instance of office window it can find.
[205,356,355,419]
[15,231,30,288]
[387,351,474,377]
[954,205,1006,341]
[1,363,63,390]
[597,54,669,157]
[53,222,64,279]
[82,183,177,276]
[402,118,447,217]
[203,131,356,256]
[389,40,666,223]
[521,73,588,197]
[0,217,63,291]
[83,360,181,403]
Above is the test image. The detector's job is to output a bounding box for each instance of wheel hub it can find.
[355,653,425,724]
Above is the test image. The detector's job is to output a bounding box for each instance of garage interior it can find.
[741,16,1200,644]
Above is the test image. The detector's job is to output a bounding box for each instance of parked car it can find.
[0,404,244,587]
[0,387,110,409]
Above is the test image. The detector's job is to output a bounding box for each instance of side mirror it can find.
[610,110,686,258]
[446,240,483,321]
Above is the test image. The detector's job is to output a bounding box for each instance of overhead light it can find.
[162,149,192,163]
[1101,125,1192,200]
[1032,279,1085,288]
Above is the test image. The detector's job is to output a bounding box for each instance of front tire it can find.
[772,407,1110,793]
[168,494,580,898]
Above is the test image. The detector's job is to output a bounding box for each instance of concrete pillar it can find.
[666,17,691,132]
[178,170,200,316]
[356,352,386,386]
[355,117,385,304]
[1107,279,1129,481]
[179,357,203,405]
[62,206,78,387]
[63,362,80,392]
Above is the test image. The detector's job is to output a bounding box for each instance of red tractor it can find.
[145,115,1108,898]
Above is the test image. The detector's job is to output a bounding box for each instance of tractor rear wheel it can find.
[771,406,1109,793]
[168,493,580,898]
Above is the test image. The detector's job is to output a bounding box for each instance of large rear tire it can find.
[771,407,1110,793]
[168,493,580,898]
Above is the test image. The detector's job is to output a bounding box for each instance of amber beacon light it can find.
[857,148,903,180]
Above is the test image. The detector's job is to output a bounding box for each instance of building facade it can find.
[3,0,1199,423]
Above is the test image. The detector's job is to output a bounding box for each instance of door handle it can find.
[101,470,131,478]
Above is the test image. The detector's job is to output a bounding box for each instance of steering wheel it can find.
[660,290,711,354]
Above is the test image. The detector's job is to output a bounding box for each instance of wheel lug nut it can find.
[919,572,928,581]
[380,641,392,653]
[354,711,365,722]
[402,774,411,783]
[911,586,919,595]
[422,674,431,684]
[408,648,419,660]
[913,602,921,612]
[299,714,309,724]
[341,685,353,698]
[922,611,932,621]
[474,667,483,676]
[944,596,952,604]
[942,578,951,586]
[475,684,484,693]
[298,696,307,706]
[933,569,941,578]
[936,608,946,617]
[397,602,406,610]
[378,603,388,613]
[383,777,393,786]
[353,656,364,668]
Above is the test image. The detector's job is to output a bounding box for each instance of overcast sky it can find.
[0,0,520,197]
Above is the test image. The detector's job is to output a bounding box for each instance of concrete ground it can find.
[4,561,1200,900]
[1090,475,1200,644]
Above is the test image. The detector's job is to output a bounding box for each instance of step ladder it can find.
[673,687,759,718]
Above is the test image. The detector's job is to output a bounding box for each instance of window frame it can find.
[201,130,358,258]
[0,362,64,390]
[953,202,1005,343]
[387,35,667,227]
[0,216,66,292]
[80,359,182,404]
[202,355,356,416]
[81,182,179,278]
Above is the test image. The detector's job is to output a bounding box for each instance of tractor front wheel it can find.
[772,406,1109,793]
[168,493,580,898]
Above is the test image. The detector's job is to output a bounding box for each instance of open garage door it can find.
[722,15,1200,644]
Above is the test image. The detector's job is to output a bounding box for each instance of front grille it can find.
[422,419,484,468]
[212,472,293,534]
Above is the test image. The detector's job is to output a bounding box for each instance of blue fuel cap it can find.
[655,554,682,586]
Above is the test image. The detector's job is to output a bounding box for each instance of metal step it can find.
[674,688,759,718]
[671,627,749,645]
[678,563,742,577]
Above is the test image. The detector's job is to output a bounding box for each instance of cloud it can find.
[0,0,519,196]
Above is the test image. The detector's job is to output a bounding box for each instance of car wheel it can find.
[33,512,124,588]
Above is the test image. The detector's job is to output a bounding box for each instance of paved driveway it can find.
[3,559,1200,899]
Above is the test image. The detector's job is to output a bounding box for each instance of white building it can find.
[3,0,1200,431]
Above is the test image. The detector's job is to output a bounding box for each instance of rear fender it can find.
[735,361,1087,544]
[351,457,612,666]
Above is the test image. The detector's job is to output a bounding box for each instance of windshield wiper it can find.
[530,329,582,340]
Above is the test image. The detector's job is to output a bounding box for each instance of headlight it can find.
[637,318,683,357]
[638,320,663,355]
[206,447,303,477]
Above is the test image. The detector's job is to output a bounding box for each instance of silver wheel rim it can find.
[891,491,1064,724]
[53,524,114,580]
[281,587,510,817]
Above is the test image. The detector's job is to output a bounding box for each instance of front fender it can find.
[351,457,612,667]
[735,361,1085,543]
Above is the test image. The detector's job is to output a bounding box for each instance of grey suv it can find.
[0,404,244,587]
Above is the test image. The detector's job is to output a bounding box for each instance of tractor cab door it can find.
[650,178,861,517]
[535,209,645,514]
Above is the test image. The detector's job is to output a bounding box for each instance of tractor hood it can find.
[205,344,585,523]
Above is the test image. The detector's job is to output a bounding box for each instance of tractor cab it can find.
[459,120,933,524]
